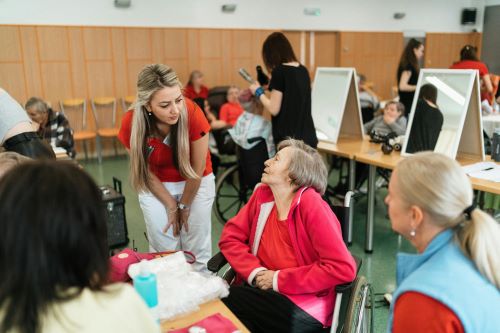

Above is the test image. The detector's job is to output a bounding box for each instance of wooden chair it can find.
[122,95,135,113]
[91,97,119,163]
[59,98,96,161]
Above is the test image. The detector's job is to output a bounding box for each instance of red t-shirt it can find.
[219,102,244,126]
[117,98,212,182]
[450,60,490,101]
[393,291,464,333]
[257,206,298,271]
[183,84,209,100]
[450,60,488,76]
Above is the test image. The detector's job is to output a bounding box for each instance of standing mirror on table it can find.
[402,69,484,160]
[311,67,364,143]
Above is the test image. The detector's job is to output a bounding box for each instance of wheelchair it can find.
[213,138,269,225]
[208,193,374,332]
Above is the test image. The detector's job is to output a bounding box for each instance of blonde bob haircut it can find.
[130,64,198,191]
[277,139,328,195]
[395,152,500,288]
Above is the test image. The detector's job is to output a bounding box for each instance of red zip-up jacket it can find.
[219,184,356,326]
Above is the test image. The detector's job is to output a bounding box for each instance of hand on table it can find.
[255,270,275,290]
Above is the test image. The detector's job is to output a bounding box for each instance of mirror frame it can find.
[401,69,478,159]
[312,67,363,143]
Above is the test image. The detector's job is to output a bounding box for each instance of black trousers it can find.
[222,285,329,333]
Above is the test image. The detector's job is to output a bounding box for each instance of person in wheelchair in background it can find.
[219,139,357,333]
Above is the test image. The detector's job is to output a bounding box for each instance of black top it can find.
[406,99,444,153]
[397,64,419,116]
[269,64,318,148]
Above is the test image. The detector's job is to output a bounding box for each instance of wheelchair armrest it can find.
[247,137,265,144]
[335,280,355,293]
[207,251,228,273]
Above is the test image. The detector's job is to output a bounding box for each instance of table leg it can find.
[365,164,376,253]
[347,159,356,245]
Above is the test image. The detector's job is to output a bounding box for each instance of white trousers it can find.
[138,174,215,272]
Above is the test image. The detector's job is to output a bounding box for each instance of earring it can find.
[410,229,416,237]
[148,111,152,116]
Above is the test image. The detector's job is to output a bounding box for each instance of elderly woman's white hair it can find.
[277,138,328,195]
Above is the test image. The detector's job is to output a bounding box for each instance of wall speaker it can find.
[222,4,237,13]
[461,8,477,25]
[114,0,131,8]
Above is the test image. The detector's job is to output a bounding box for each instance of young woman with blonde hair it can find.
[118,64,214,272]
[385,152,500,333]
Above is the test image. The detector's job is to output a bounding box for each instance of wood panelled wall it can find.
[0,25,483,106]
[424,32,482,68]
[0,25,483,124]
[0,25,273,108]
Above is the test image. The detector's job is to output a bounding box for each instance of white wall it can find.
[0,0,485,32]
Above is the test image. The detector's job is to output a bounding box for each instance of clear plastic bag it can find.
[128,252,229,320]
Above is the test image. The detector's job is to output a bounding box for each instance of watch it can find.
[178,202,190,210]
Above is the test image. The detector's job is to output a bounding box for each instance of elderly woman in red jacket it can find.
[219,139,356,333]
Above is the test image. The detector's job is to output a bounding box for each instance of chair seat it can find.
[74,131,97,140]
[97,128,120,137]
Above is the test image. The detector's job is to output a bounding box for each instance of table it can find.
[318,138,372,243]
[161,299,249,332]
[459,156,500,195]
[355,149,403,252]
[482,114,500,138]
[319,138,500,253]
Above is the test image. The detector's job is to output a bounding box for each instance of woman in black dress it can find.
[406,84,444,153]
[249,32,318,148]
[397,38,425,116]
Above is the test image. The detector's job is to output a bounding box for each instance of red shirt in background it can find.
[219,102,244,126]
[257,206,298,271]
[184,84,209,100]
[450,60,491,101]
[393,291,464,333]
[118,98,212,183]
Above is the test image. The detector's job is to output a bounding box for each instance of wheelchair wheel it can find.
[213,164,252,225]
[343,275,373,333]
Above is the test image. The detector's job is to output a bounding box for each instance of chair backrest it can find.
[236,139,268,190]
[91,97,117,129]
[212,128,236,155]
[59,98,87,132]
[207,86,229,117]
[122,95,135,113]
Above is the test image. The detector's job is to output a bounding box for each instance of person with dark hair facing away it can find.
[0,88,55,159]
[0,161,159,333]
[184,70,209,102]
[406,84,444,153]
[397,39,424,116]
[249,32,318,148]
[450,45,494,103]
[25,97,76,158]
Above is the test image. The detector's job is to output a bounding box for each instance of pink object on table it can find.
[168,313,239,333]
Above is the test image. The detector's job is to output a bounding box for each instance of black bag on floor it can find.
[100,177,129,249]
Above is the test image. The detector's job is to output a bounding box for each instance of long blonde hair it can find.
[396,152,500,288]
[130,64,198,191]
